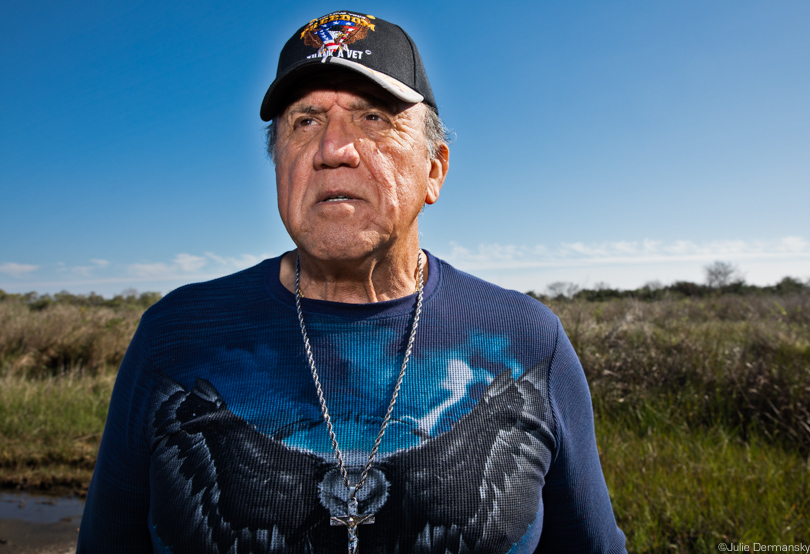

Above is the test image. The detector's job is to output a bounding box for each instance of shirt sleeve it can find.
[77,319,155,552]
[536,318,627,553]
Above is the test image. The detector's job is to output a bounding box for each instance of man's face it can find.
[274,74,447,263]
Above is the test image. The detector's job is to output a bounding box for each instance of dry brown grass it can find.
[0,302,141,377]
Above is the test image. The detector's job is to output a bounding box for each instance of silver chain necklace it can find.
[294,252,424,554]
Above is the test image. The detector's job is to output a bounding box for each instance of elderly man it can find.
[78,10,626,554]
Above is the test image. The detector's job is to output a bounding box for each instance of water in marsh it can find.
[0,491,84,524]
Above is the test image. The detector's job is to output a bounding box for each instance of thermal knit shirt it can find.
[78,251,626,554]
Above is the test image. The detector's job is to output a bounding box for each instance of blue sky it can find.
[2,1,808,297]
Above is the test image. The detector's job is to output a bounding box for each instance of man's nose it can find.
[314,117,361,169]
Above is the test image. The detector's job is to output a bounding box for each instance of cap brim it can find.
[260,56,424,121]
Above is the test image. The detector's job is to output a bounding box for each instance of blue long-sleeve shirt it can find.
[78,251,626,553]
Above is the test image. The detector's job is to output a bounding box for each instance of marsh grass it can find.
[0,296,137,492]
[546,294,810,550]
[598,416,810,550]
[0,367,115,492]
[549,294,810,454]
[0,299,143,376]
[1,291,808,549]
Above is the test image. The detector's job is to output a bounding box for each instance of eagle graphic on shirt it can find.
[148,363,550,554]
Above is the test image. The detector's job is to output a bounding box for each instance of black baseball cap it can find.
[260,11,437,121]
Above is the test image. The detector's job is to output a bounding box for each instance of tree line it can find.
[2,261,807,309]
[0,288,162,310]
[528,261,809,302]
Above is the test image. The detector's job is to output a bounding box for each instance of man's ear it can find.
[425,143,449,205]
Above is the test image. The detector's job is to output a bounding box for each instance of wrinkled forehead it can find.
[276,68,415,120]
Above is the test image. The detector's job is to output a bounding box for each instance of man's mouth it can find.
[323,195,353,202]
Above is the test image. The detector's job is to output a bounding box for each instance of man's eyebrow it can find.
[285,104,324,116]
[348,95,402,114]
[285,96,403,117]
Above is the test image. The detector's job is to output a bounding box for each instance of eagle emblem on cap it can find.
[301,11,376,56]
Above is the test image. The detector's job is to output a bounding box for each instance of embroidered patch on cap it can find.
[260,11,437,120]
[300,12,376,56]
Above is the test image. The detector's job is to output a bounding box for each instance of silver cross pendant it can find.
[330,486,375,554]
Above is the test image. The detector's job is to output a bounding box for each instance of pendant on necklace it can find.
[330,485,375,554]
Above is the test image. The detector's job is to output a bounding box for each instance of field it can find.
[549,294,810,550]
[1,288,808,551]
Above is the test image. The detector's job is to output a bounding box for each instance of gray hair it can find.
[264,104,451,164]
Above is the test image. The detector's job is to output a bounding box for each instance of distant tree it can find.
[138,291,163,307]
[87,292,106,306]
[22,291,39,303]
[546,282,566,299]
[643,280,663,291]
[525,290,543,301]
[54,290,78,304]
[28,292,54,310]
[546,281,580,300]
[774,276,806,295]
[631,280,666,301]
[669,280,707,297]
[704,261,744,289]
[575,286,623,302]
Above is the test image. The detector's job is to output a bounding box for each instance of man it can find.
[78,10,626,553]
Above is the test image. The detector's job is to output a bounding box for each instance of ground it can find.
[0,517,79,553]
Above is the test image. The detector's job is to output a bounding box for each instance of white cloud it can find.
[128,262,172,279]
[71,258,112,277]
[0,251,274,297]
[776,236,807,252]
[125,251,271,281]
[442,236,810,272]
[173,253,207,272]
[0,262,39,278]
[126,253,209,279]
[204,252,265,269]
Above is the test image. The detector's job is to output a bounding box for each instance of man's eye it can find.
[364,113,384,122]
[295,117,316,128]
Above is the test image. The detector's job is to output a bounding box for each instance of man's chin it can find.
[297,235,384,264]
